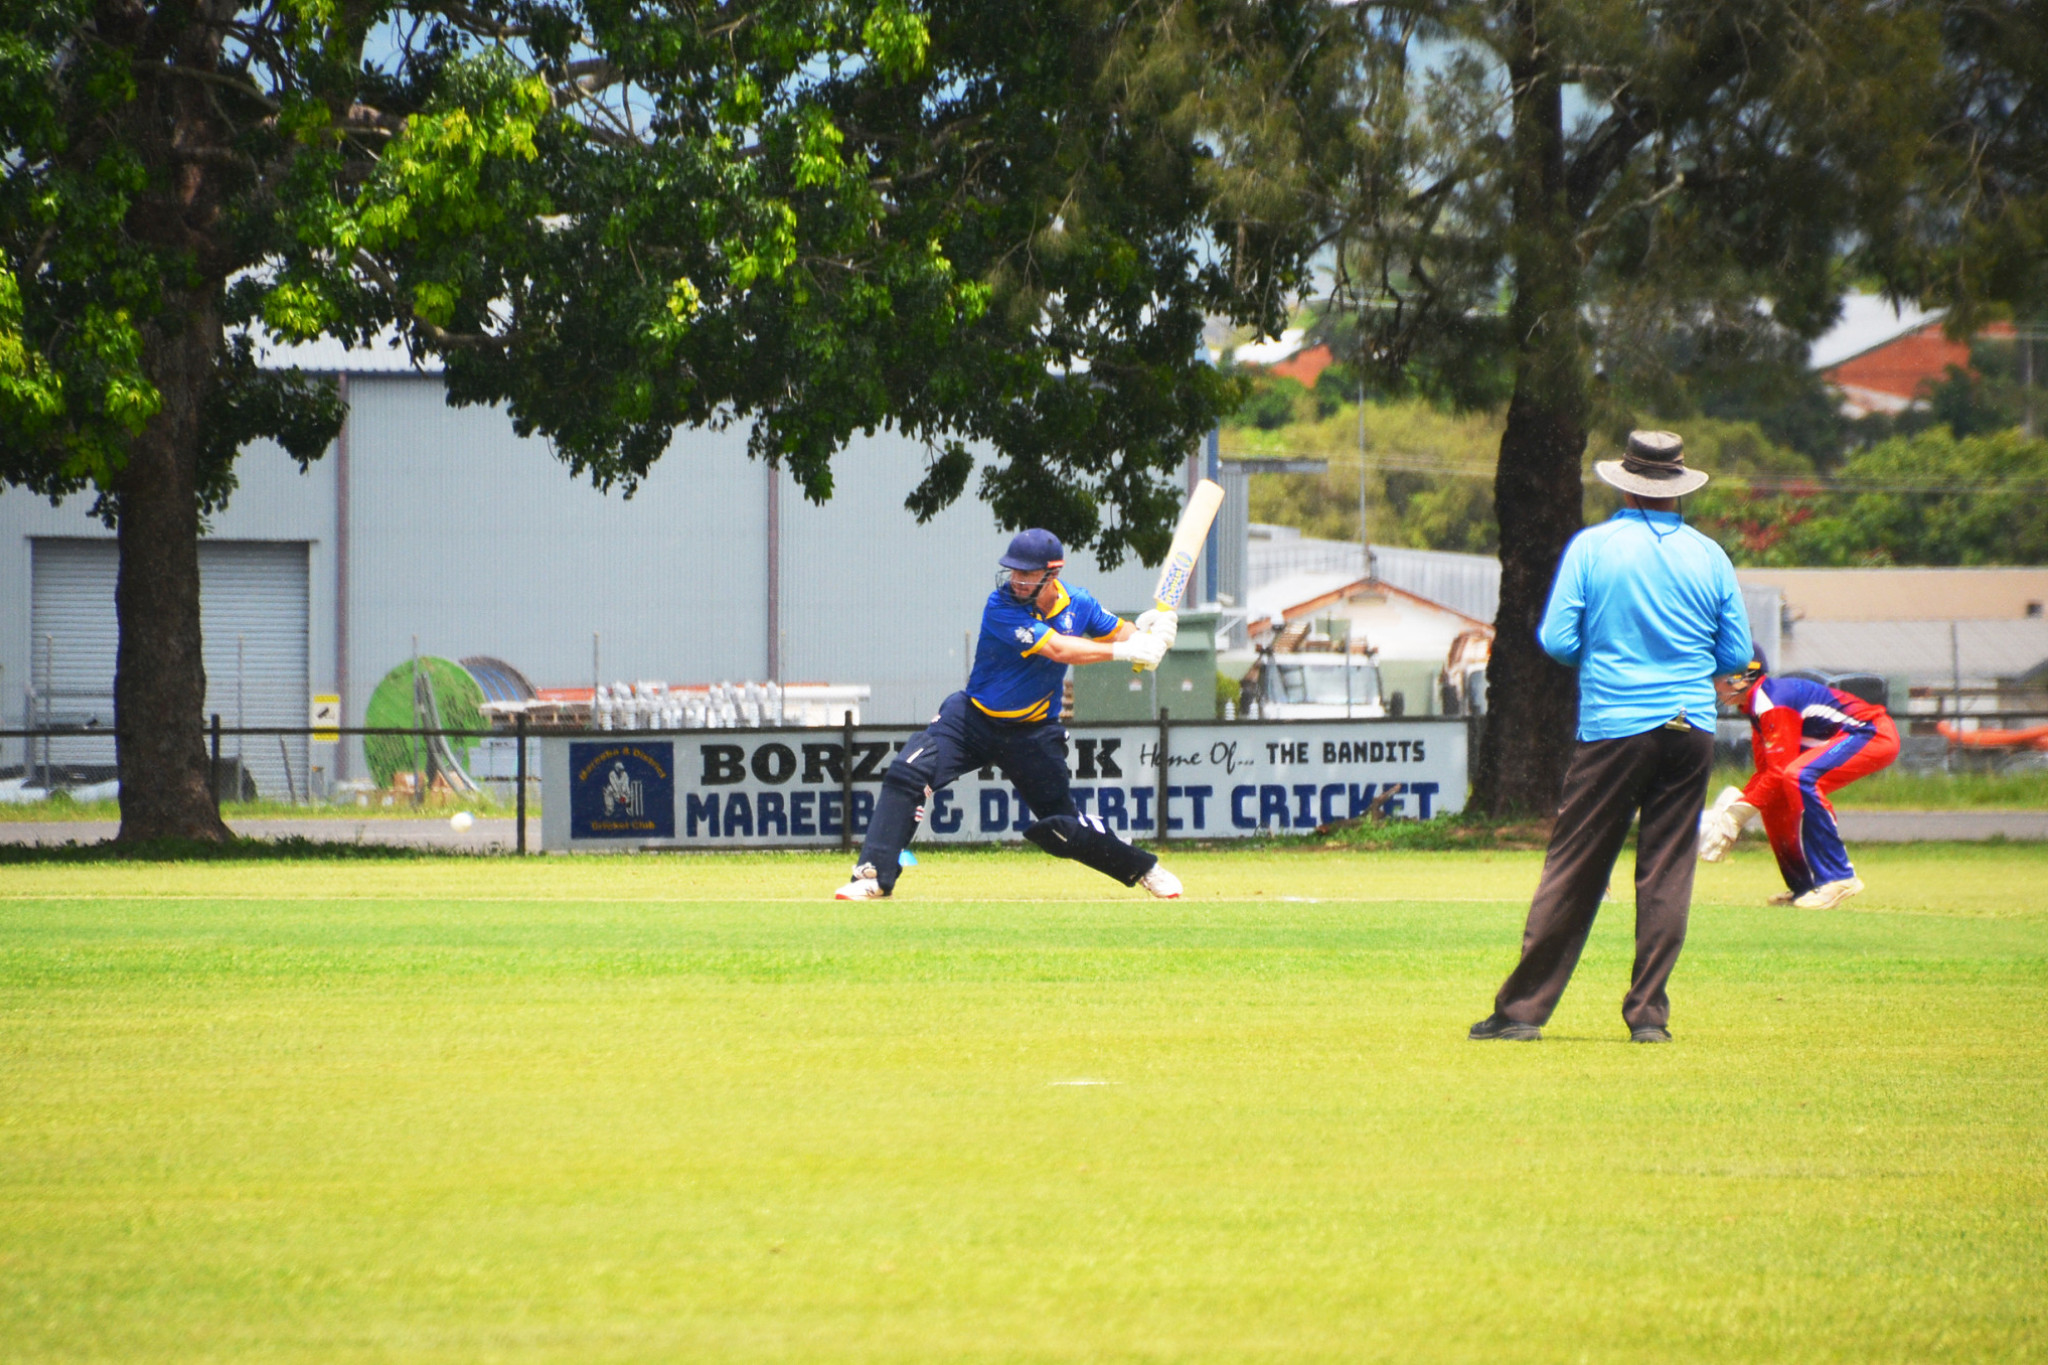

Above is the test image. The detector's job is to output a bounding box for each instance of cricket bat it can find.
[1149,478,1226,612]
[1133,478,1225,668]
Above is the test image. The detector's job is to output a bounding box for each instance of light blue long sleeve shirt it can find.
[1539,508,1753,741]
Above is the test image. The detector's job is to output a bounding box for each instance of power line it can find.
[1219,444,2048,496]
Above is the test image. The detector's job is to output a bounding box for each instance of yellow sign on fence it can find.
[310,694,341,743]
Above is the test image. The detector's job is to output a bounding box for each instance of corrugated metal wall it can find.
[342,377,1157,733]
[25,539,309,795]
[1247,535,1504,625]
[338,378,770,770]
[1370,546,1502,624]
[26,540,120,772]
[1248,534,1363,590]
[774,429,1158,723]
[1213,462,1250,620]
[200,543,311,799]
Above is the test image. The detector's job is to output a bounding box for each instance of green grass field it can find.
[3,845,2044,1362]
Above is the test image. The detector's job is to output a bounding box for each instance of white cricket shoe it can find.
[1792,876,1864,910]
[1138,865,1183,899]
[834,864,890,901]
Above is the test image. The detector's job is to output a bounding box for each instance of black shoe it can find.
[1629,1026,1673,1043]
[1469,1013,1541,1041]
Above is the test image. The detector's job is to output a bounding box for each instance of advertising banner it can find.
[542,720,1468,851]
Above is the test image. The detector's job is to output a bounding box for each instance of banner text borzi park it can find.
[542,720,1468,850]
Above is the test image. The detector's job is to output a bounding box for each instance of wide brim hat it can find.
[1595,430,1710,498]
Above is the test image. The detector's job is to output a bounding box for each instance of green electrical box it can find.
[1070,609,1219,722]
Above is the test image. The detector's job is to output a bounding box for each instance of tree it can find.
[0,0,1324,841]
[1307,0,1944,814]
[1912,1,2048,328]
[1691,427,2048,566]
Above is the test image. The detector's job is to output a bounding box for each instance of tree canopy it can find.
[1279,0,1948,813]
[0,0,1330,838]
[2,0,1325,560]
[1693,428,2048,566]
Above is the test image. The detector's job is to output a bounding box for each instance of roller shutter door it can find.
[28,539,310,798]
[198,543,310,800]
[25,540,120,773]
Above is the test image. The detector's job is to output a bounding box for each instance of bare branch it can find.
[135,60,281,114]
[352,250,508,350]
[1574,171,1685,252]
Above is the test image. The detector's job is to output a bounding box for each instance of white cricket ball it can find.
[449,811,475,832]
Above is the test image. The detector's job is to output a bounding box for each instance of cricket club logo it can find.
[602,761,645,816]
[1059,612,1073,632]
[1014,625,1034,645]
[569,741,676,840]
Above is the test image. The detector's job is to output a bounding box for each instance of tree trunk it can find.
[104,0,238,843]
[1470,0,1588,818]
[114,301,232,844]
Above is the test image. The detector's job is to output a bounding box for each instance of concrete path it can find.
[1833,810,2048,843]
[0,816,527,851]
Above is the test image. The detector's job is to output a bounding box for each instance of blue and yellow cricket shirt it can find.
[966,581,1123,723]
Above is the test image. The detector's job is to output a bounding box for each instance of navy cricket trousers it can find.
[856,691,1153,892]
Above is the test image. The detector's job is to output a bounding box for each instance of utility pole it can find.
[2020,324,2038,439]
[1357,371,1373,583]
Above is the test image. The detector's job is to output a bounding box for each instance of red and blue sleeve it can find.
[1741,688,1802,805]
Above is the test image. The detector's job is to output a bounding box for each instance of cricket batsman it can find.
[834,528,1182,901]
[1699,651,1900,908]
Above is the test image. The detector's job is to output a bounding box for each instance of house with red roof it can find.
[1811,295,2014,418]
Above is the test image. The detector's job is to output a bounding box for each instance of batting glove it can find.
[1134,608,1179,649]
[1112,632,1168,670]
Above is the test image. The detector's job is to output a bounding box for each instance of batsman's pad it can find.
[1023,814,1157,886]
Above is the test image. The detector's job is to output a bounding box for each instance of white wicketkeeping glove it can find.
[1697,786,1758,862]
[1112,632,1168,671]
[1135,608,1179,648]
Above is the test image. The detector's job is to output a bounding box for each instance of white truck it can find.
[1244,652,1388,720]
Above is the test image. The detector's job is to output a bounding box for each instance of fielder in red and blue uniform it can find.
[1704,655,1900,908]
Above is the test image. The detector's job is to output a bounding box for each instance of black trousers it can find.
[1494,725,1714,1032]
[856,691,1156,892]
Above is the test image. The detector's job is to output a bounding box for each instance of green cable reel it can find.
[363,657,487,791]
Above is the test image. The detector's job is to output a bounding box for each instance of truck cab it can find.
[1251,653,1387,719]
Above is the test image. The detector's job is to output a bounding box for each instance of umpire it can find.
[1471,431,1752,1044]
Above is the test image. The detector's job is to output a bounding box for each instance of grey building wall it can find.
[1370,546,1501,625]
[775,437,1156,725]
[339,375,771,735]
[1,433,338,779]
[2,368,1163,789]
[1246,532,1504,625]
[1213,459,1250,619]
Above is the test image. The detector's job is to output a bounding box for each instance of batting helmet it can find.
[999,529,1065,572]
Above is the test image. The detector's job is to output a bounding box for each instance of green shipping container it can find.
[1071,610,1220,722]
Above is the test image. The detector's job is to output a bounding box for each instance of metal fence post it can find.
[515,712,529,855]
[1156,707,1171,846]
[209,713,222,807]
[840,709,856,853]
